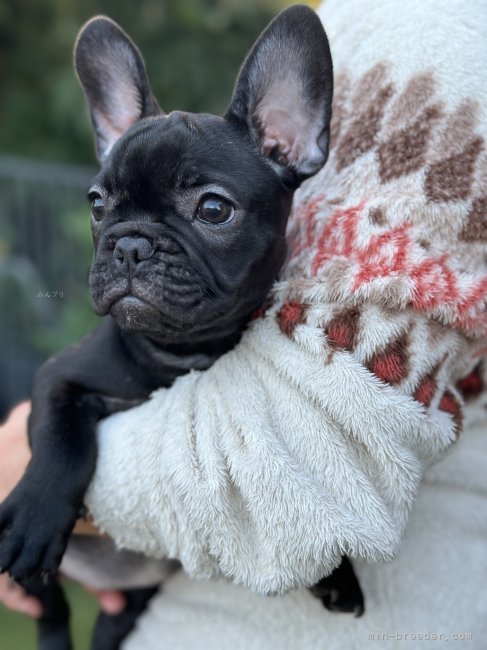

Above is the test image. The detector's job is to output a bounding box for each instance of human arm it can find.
[86,298,477,595]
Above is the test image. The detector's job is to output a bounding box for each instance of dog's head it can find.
[75,5,333,343]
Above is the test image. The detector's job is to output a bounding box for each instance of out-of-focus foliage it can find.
[30,205,99,353]
[0,162,99,417]
[0,0,291,164]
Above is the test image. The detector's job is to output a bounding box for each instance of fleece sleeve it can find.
[85,301,469,596]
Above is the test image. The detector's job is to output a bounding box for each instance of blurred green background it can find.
[0,0,302,647]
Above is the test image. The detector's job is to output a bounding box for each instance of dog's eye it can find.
[88,192,105,221]
[197,195,234,224]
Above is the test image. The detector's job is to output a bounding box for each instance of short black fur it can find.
[0,6,363,649]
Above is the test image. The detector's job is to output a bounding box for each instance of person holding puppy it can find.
[1,0,487,647]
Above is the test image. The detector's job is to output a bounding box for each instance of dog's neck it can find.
[118,312,249,379]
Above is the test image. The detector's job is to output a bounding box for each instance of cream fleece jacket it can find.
[86,0,487,604]
[123,392,487,649]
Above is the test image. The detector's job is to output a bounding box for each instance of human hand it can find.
[0,402,31,503]
[0,571,126,618]
[0,572,42,617]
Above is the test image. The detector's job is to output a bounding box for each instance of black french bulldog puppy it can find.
[0,5,363,649]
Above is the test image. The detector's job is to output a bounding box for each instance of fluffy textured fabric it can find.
[122,393,487,649]
[85,0,487,640]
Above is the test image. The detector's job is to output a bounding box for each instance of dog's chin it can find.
[110,296,165,333]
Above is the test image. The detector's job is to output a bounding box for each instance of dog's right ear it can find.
[225,5,333,188]
[74,17,161,162]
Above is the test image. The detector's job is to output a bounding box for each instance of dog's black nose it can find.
[113,236,154,270]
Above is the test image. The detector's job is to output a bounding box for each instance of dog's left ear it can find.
[74,16,161,161]
[225,5,333,186]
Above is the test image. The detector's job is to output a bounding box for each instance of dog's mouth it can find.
[110,295,164,332]
[109,292,203,334]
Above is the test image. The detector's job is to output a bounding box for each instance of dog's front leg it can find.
[0,318,151,582]
[0,378,102,581]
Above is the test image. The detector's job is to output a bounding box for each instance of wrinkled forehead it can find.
[99,111,257,193]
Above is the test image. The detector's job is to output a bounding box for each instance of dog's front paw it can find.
[0,480,78,582]
[310,556,365,617]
